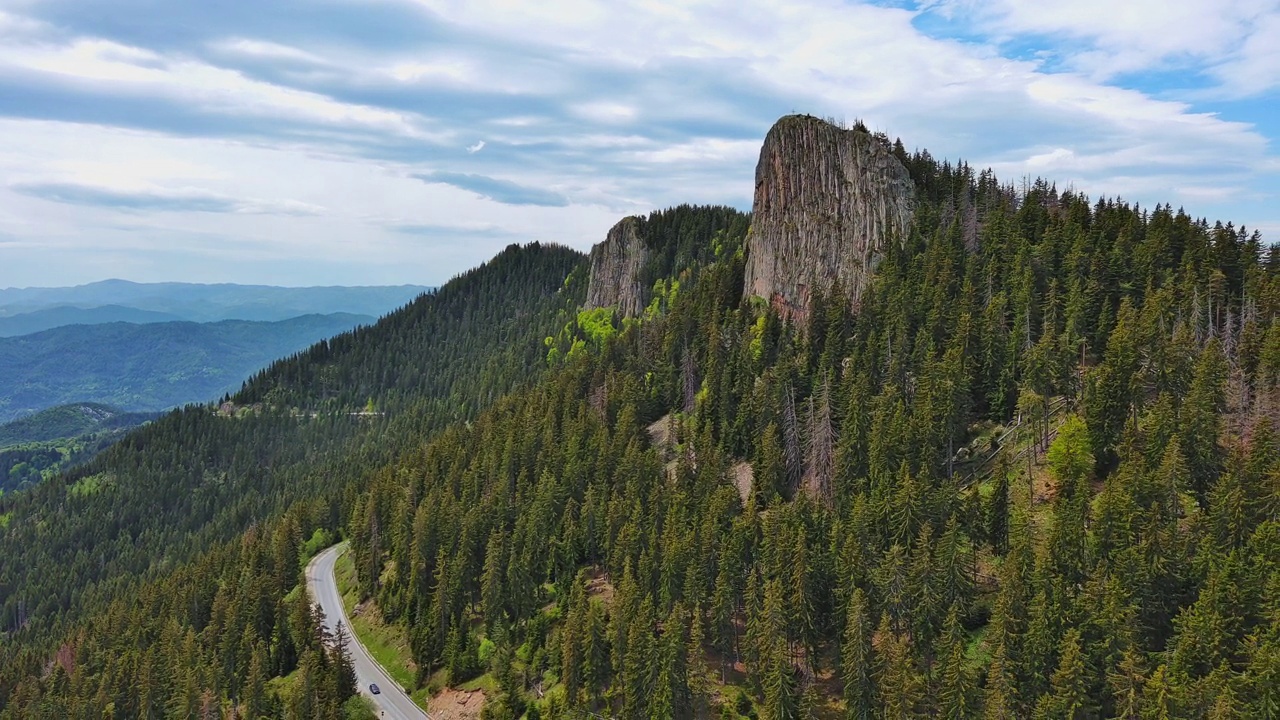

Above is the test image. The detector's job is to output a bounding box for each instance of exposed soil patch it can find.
[585,567,615,605]
[429,687,486,720]
[729,461,754,504]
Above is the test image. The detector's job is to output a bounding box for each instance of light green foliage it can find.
[342,695,379,720]
[576,307,617,346]
[548,307,618,365]
[749,313,768,363]
[301,527,334,562]
[67,472,111,498]
[1047,416,1092,485]
[478,637,496,666]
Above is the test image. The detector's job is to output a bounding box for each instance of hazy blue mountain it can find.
[0,313,373,421]
[0,279,430,325]
[0,304,184,337]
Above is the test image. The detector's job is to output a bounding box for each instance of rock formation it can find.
[744,114,915,320]
[584,216,650,317]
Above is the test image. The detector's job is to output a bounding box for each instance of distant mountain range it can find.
[0,304,185,337]
[0,313,374,422]
[0,279,430,334]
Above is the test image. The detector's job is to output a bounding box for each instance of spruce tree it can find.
[1033,628,1092,719]
[841,588,875,720]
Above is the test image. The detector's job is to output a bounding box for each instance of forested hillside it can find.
[2,142,1279,720]
[342,174,1280,718]
[0,243,585,717]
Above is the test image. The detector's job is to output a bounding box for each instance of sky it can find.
[0,0,1277,288]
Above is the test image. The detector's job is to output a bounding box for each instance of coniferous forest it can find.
[2,147,1280,720]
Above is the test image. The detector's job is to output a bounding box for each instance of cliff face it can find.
[744,115,914,320]
[584,216,649,317]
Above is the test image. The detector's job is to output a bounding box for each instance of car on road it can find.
[370,683,381,695]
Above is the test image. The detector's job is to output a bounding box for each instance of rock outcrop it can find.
[744,115,915,320]
[584,216,649,317]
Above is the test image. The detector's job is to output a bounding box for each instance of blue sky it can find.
[0,0,1276,288]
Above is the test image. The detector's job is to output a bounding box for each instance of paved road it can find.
[306,543,429,720]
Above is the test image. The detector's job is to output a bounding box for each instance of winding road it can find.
[306,543,429,720]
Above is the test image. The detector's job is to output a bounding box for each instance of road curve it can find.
[306,543,429,720]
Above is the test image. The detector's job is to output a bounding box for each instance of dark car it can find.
[370,683,381,695]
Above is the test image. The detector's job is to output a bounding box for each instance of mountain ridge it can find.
[0,279,431,328]
[0,312,374,421]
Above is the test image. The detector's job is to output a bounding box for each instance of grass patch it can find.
[266,666,300,700]
[964,626,992,669]
[333,546,422,704]
[458,672,498,693]
[0,512,10,530]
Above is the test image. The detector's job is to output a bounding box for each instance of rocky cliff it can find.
[584,216,650,317]
[744,115,915,320]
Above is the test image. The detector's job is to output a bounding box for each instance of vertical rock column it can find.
[584,216,650,318]
[744,115,915,321]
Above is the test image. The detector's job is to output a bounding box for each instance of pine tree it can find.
[584,599,610,705]
[758,573,800,720]
[687,603,710,703]
[481,530,508,631]
[621,600,656,720]
[560,577,585,704]
[1107,647,1147,720]
[1033,628,1092,719]
[983,640,1020,720]
[877,615,924,720]
[986,462,1011,555]
[243,641,268,720]
[841,588,875,720]
[1140,664,1175,720]
[331,621,358,702]
[651,605,693,720]
[936,606,974,720]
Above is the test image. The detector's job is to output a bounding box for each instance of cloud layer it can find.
[0,0,1275,287]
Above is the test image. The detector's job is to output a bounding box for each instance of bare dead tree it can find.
[682,345,698,414]
[803,373,836,502]
[782,383,802,492]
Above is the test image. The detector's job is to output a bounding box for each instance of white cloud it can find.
[0,0,1275,286]
[571,101,639,124]
[0,37,436,139]
[210,38,328,65]
[929,0,1280,95]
